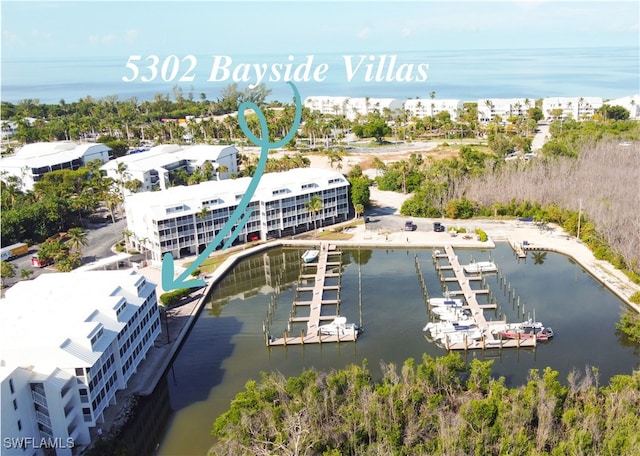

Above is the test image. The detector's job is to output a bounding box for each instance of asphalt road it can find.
[2,218,127,290]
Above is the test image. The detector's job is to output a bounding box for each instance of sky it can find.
[2,0,639,60]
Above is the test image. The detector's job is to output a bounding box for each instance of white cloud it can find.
[2,30,20,45]
[125,29,139,45]
[30,29,52,40]
[87,31,138,47]
[356,27,370,39]
[401,27,412,37]
[100,34,118,45]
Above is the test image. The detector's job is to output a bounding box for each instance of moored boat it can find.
[463,261,498,274]
[301,249,320,263]
[428,297,465,307]
[498,326,554,341]
[318,316,360,336]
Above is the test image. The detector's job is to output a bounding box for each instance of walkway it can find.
[268,242,358,346]
[438,245,538,350]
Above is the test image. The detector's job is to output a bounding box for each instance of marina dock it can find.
[432,245,538,350]
[268,242,358,346]
[510,238,528,258]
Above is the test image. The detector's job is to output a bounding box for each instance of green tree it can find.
[348,176,371,209]
[354,203,364,219]
[20,268,34,280]
[304,195,323,237]
[352,113,391,143]
[1,261,17,287]
[67,227,88,254]
[598,105,630,121]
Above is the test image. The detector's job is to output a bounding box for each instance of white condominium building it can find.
[605,94,640,119]
[542,96,603,121]
[303,96,351,116]
[404,99,463,121]
[100,144,239,193]
[0,142,111,192]
[304,96,403,120]
[124,168,350,261]
[477,98,535,123]
[0,271,161,456]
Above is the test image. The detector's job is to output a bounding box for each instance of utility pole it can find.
[577,199,582,240]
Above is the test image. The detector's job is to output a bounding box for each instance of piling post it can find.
[283,331,288,346]
[300,330,305,345]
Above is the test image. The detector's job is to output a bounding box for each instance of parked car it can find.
[433,222,445,232]
[404,221,416,231]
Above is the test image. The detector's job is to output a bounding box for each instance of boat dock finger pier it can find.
[433,245,539,350]
[267,242,358,346]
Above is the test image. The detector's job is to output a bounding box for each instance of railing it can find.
[35,410,52,428]
[31,390,48,408]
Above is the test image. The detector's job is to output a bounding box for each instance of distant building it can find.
[477,98,535,123]
[542,97,603,121]
[404,99,463,121]
[304,96,403,120]
[604,94,640,120]
[0,142,111,192]
[0,270,161,456]
[100,144,239,193]
[124,168,350,261]
[303,96,351,117]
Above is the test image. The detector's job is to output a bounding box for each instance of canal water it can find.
[152,243,639,456]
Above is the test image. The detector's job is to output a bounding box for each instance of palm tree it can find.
[354,203,364,219]
[1,261,17,288]
[122,229,134,251]
[304,195,324,237]
[67,227,88,254]
[20,269,33,280]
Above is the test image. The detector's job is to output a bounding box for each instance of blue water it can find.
[2,47,638,104]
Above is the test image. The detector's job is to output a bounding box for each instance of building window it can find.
[89,327,104,347]
[116,302,126,316]
[17,420,22,431]
[13,399,17,410]
[9,378,14,394]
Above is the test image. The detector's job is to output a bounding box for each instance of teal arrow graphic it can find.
[161,82,302,292]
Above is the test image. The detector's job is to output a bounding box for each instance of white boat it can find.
[431,307,472,321]
[428,297,465,307]
[301,249,320,263]
[318,316,359,336]
[435,328,483,344]
[463,261,498,274]
[424,320,477,336]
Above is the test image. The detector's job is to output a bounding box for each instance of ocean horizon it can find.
[2,46,638,105]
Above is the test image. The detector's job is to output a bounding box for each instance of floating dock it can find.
[509,238,528,258]
[268,242,358,346]
[433,245,538,350]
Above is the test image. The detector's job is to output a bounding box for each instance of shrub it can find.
[616,308,640,343]
[160,288,193,307]
[475,228,488,242]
